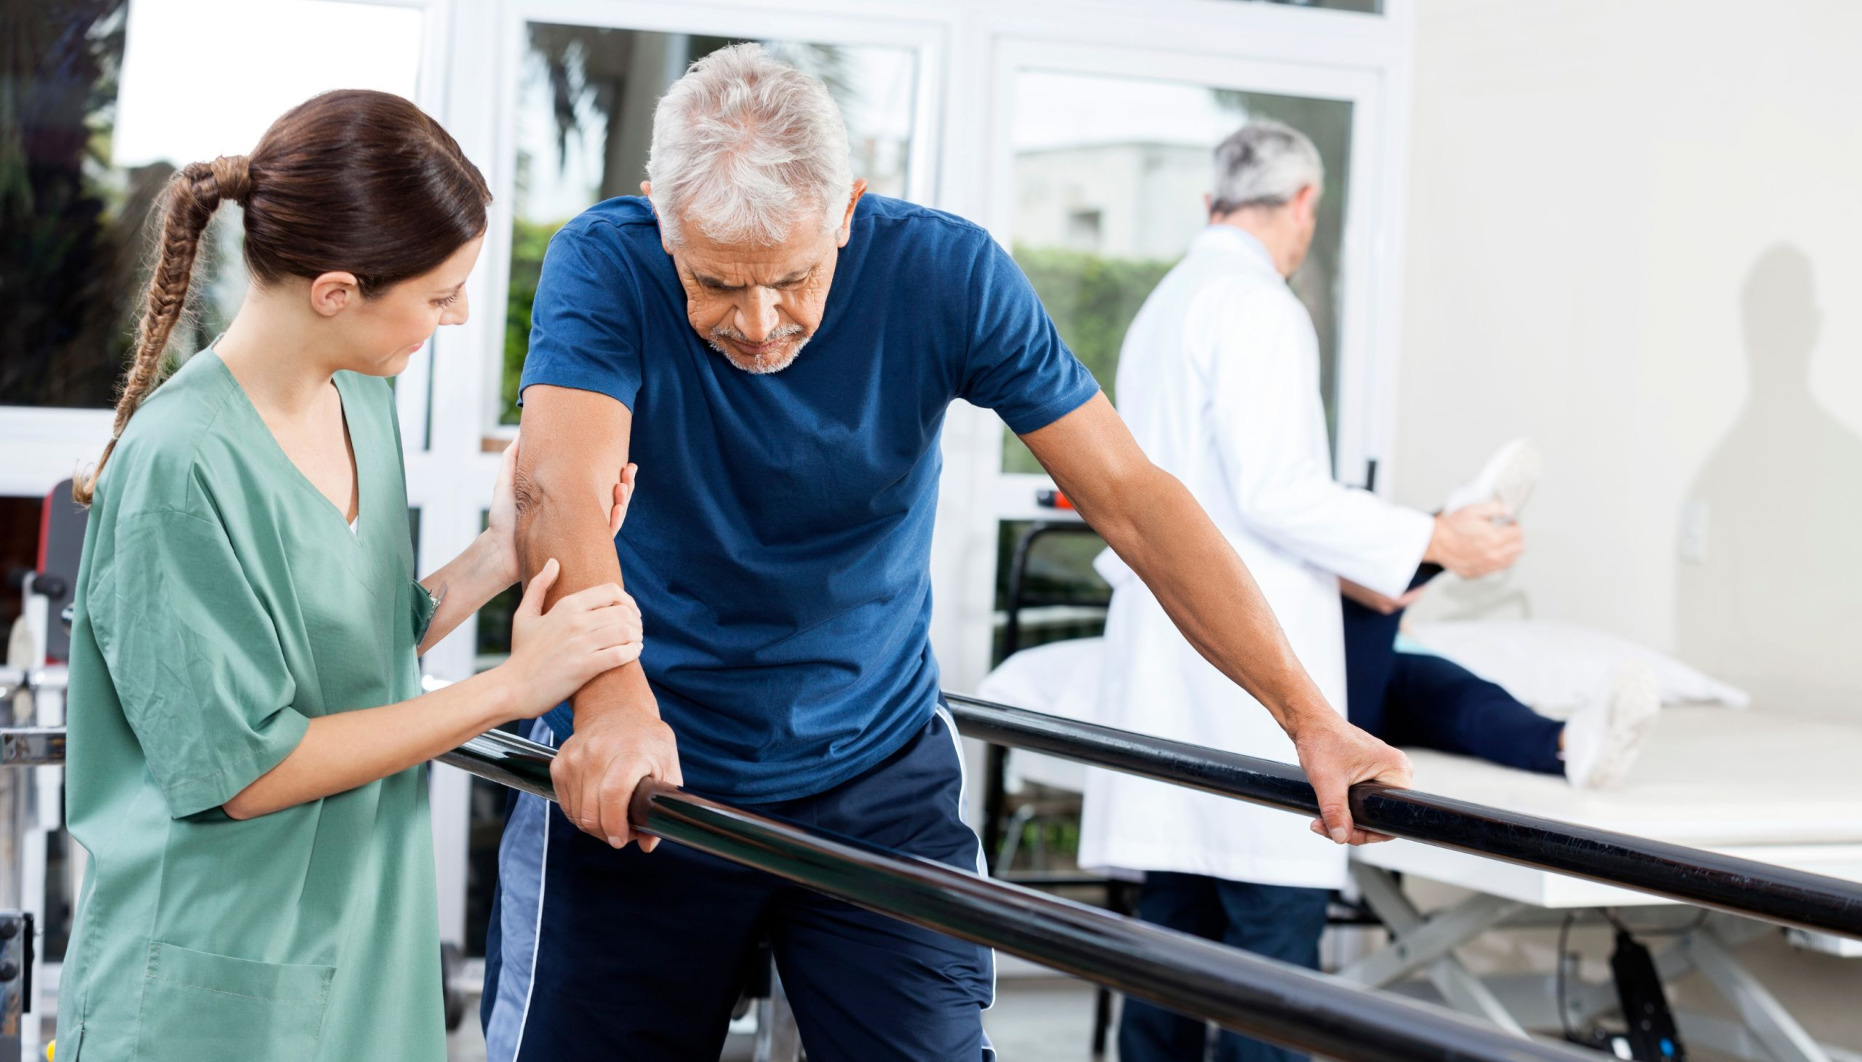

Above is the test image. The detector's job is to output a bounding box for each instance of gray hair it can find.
[647,43,854,246]
[1211,120,1324,214]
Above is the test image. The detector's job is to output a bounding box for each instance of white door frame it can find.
[0,0,1415,953]
[932,3,1416,698]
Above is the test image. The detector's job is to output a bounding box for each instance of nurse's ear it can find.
[308,271,363,318]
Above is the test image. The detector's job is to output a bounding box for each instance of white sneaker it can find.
[1562,662,1661,789]
[1443,438,1542,518]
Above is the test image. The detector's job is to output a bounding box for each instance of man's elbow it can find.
[1092,460,1183,546]
[512,456,591,529]
[513,452,619,554]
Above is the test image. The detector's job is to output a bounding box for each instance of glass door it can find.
[934,35,1404,693]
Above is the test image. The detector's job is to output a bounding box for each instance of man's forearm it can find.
[516,481,660,725]
[1078,468,1331,735]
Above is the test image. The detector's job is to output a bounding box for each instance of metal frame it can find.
[944,694,1862,938]
[946,691,1862,1058]
[1344,867,1862,1062]
[438,725,1591,1062]
[983,519,1109,869]
[10,686,1856,1058]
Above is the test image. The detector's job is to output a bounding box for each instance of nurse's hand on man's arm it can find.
[497,558,644,715]
[485,434,640,588]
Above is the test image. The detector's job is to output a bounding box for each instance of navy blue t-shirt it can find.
[520,195,1099,801]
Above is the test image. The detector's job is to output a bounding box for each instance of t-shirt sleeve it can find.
[518,222,646,411]
[959,233,1102,435]
[86,509,311,819]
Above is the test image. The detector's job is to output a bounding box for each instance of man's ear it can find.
[309,272,361,318]
[836,178,869,248]
[642,181,677,255]
[1294,184,1321,224]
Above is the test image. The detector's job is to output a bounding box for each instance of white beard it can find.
[707,326,809,375]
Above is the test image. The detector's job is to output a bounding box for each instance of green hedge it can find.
[500,216,563,424]
[1004,245,1176,473]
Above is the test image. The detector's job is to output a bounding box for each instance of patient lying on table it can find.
[1341,442,1660,789]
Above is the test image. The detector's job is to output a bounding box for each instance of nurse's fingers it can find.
[583,598,643,644]
[515,559,560,618]
[609,463,637,535]
[556,581,628,612]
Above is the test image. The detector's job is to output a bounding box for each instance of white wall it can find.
[1395,0,1862,719]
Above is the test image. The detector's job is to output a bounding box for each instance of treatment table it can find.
[1343,705,1862,1062]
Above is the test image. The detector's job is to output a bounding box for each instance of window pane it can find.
[0,0,423,408]
[501,29,920,423]
[1002,72,1353,472]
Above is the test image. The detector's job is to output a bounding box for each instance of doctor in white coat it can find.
[1079,121,1523,1062]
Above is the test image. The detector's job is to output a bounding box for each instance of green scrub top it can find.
[55,350,444,1061]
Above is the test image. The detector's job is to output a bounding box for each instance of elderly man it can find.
[1079,121,1656,1062]
[481,50,1408,1061]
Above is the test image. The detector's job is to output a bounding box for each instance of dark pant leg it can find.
[1342,595,1404,735]
[769,711,995,1062]
[1382,652,1566,775]
[1118,872,1224,1062]
[1341,568,1439,734]
[495,797,776,1062]
[1210,882,1333,1062]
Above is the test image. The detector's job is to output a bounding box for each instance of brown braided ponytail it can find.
[74,157,248,504]
[75,90,490,505]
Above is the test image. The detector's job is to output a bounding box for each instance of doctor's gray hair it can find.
[647,43,854,246]
[1211,120,1324,215]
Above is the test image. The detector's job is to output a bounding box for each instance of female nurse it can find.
[53,90,641,1061]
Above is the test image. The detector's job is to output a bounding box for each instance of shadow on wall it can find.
[1675,245,1862,719]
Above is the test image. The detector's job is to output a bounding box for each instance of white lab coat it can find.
[1078,226,1434,889]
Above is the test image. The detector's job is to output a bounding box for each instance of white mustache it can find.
[712,323,804,345]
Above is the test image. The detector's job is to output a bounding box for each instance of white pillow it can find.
[975,638,1104,723]
[1402,619,1750,717]
[975,638,1106,793]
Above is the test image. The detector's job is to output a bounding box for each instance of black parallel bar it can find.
[438,730,1585,1062]
[943,693,1862,941]
[0,728,65,768]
